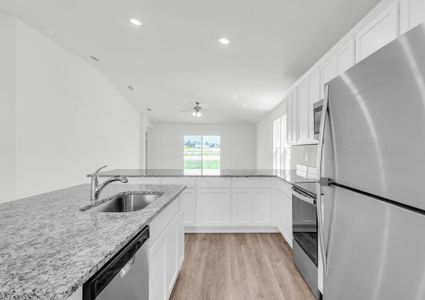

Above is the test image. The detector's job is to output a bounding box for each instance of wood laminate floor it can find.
[170,233,315,300]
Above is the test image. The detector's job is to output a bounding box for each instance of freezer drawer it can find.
[323,186,425,300]
[293,240,320,299]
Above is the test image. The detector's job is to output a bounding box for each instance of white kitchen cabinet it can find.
[356,1,399,62]
[286,90,297,145]
[165,215,179,298]
[177,211,184,268]
[231,188,273,226]
[149,197,184,300]
[197,188,230,225]
[180,189,196,226]
[404,0,425,30]
[297,79,310,144]
[149,233,167,300]
[307,70,321,140]
[252,189,272,225]
[274,179,293,247]
[321,39,356,96]
[295,69,320,145]
[231,189,252,225]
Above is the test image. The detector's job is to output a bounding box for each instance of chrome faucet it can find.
[90,165,128,202]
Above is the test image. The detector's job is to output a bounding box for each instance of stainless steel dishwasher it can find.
[83,226,149,300]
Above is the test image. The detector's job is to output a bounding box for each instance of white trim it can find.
[184,226,279,233]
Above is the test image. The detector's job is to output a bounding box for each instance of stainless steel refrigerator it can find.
[317,24,425,300]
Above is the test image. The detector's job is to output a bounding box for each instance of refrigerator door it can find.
[324,24,425,211]
[323,185,425,300]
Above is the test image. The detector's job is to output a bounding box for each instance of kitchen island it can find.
[0,183,185,300]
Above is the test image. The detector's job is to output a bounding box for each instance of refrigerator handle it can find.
[317,84,330,274]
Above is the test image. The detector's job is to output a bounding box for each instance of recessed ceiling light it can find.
[218,37,231,45]
[128,85,134,90]
[147,108,152,112]
[130,19,143,26]
[89,56,100,61]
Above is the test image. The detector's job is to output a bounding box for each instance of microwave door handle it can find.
[317,84,330,274]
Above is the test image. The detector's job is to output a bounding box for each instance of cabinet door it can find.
[322,58,337,87]
[197,188,230,225]
[231,189,253,225]
[321,40,355,97]
[356,2,399,61]
[336,40,355,74]
[149,235,166,300]
[181,189,196,226]
[252,189,272,225]
[165,216,178,298]
[297,79,310,143]
[406,0,425,30]
[308,70,321,140]
[177,211,184,268]
[280,191,293,247]
[286,90,297,145]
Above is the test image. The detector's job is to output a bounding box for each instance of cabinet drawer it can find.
[232,177,272,188]
[196,177,231,188]
[160,177,196,189]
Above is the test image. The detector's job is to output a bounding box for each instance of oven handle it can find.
[292,190,316,206]
[317,84,329,274]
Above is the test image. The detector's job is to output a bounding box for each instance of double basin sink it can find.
[82,191,163,213]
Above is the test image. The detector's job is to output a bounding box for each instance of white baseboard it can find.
[184,226,279,233]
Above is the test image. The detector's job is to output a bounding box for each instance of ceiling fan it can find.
[179,101,204,118]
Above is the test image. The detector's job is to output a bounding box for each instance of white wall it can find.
[256,100,318,170]
[256,102,286,169]
[0,15,16,202]
[148,123,256,170]
[0,16,141,201]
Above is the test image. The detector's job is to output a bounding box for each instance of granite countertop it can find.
[95,169,315,184]
[0,183,186,300]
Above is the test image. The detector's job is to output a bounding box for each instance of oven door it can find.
[292,189,319,298]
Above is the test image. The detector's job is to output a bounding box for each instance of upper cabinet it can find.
[356,2,399,62]
[285,0,425,147]
[287,70,321,145]
[321,39,356,97]
[286,90,297,145]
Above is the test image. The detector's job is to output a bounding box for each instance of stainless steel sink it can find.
[89,192,163,213]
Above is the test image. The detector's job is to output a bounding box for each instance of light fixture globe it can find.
[192,102,202,118]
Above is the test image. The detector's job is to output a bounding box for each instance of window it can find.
[273,119,281,171]
[273,116,289,173]
[184,135,221,175]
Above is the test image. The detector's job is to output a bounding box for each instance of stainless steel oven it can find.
[313,100,323,140]
[292,183,320,299]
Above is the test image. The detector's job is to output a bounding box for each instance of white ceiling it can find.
[0,0,380,123]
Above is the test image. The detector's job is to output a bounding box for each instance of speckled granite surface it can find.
[95,169,315,184]
[0,183,185,300]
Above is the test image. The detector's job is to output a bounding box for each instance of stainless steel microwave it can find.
[313,99,323,140]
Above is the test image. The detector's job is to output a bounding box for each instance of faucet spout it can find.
[90,165,128,202]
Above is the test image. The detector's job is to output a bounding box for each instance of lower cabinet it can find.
[274,179,293,247]
[197,188,231,226]
[231,188,272,226]
[180,188,196,226]
[149,197,184,300]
